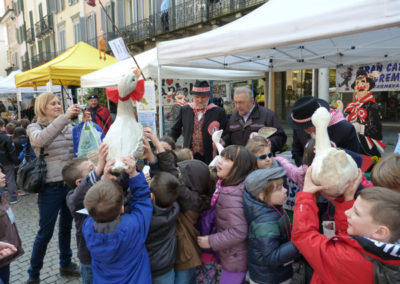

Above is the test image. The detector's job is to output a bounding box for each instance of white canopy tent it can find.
[0,70,61,96]
[157,0,400,72]
[81,48,265,88]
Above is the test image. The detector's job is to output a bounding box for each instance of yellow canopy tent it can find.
[15,41,116,87]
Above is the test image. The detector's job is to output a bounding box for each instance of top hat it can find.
[191,80,211,96]
[351,69,375,90]
[287,96,330,129]
[88,94,99,100]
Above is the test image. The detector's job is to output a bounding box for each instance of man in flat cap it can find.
[170,80,227,164]
[87,94,113,134]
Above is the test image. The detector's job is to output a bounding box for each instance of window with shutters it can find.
[73,19,81,44]
[59,28,66,52]
[116,0,125,29]
[87,13,97,47]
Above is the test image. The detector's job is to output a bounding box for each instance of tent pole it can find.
[268,72,272,109]
[157,65,163,137]
[264,72,268,107]
[17,88,22,120]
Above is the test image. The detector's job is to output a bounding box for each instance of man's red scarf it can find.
[344,92,375,123]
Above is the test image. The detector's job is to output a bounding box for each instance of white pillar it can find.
[225,83,231,101]
[157,65,163,137]
[312,68,316,97]
[318,68,329,102]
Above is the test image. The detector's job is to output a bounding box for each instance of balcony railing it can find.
[22,59,30,71]
[30,52,57,69]
[35,15,53,38]
[26,28,35,43]
[83,0,266,50]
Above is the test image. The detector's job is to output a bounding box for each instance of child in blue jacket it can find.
[82,157,153,284]
[243,167,300,284]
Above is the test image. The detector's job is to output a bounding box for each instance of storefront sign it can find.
[336,61,400,92]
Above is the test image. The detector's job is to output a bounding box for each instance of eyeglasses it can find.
[256,153,273,160]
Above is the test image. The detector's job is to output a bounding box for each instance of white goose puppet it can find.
[103,69,145,173]
[311,107,358,197]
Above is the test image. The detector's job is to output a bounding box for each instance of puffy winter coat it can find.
[243,190,299,284]
[208,182,248,272]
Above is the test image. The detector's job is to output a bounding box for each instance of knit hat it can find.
[287,96,329,129]
[88,94,99,100]
[191,80,211,96]
[245,167,286,198]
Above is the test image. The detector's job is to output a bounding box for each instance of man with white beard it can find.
[170,80,227,164]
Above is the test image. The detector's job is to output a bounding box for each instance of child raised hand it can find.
[102,159,117,181]
[143,127,165,154]
[95,143,109,177]
[121,156,138,178]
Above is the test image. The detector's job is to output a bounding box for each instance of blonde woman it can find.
[26,93,81,284]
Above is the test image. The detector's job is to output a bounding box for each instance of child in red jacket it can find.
[292,167,400,284]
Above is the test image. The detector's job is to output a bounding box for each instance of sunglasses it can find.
[256,153,273,160]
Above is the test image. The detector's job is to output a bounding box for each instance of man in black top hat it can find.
[170,80,227,164]
[87,94,113,134]
[288,96,360,166]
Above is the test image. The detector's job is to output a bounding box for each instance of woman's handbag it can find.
[16,140,47,193]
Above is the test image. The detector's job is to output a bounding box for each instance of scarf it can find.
[344,92,376,123]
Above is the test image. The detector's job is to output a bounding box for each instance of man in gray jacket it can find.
[222,86,287,154]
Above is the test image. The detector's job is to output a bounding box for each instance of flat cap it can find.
[245,167,286,198]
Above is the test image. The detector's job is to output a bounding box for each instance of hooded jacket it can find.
[151,151,211,270]
[292,192,400,284]
[243,190,299,284]
[145,201,180,276]
[82,172,153,284]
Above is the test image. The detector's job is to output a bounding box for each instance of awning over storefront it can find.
[81,48,265,88]
[15,42,116,87]
[157,0,400,72]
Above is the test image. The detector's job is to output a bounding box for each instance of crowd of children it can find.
[1,114,400,284]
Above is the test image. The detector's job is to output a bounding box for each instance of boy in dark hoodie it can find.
[143,127,214,283]
[292,167,400,283]
[146,171,180,283]
[82,156,153,284]
[62,143,108,284]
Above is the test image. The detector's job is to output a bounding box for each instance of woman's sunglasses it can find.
[256,153,273,160]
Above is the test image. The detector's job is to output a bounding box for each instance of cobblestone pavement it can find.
[9,193,80,284]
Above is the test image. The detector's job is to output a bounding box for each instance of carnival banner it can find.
[336,61,400,92]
